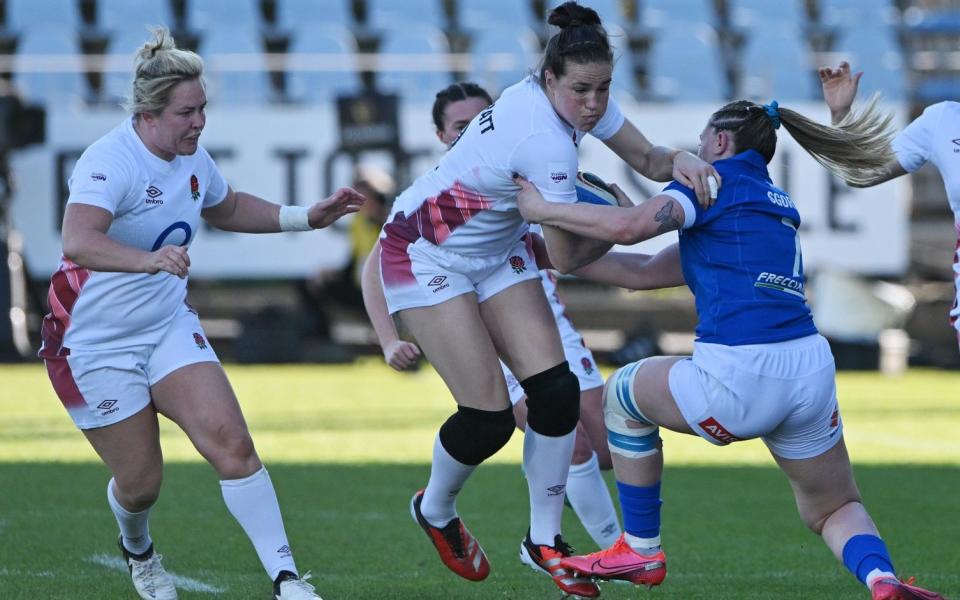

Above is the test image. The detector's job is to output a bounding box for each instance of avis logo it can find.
[698,417,740,445]
[550,171,568,183]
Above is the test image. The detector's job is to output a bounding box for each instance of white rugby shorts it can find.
[667,334,842,460]
[380,234,540,314]
[45,304,220,430]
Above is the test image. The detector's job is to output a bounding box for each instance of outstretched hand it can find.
[513,174,550,223]
[673,151,720,208]
[818,60,862,122]
[308,187,367,229]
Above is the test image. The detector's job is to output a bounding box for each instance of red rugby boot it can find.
[871,576,945,600]
[409,489,489,581]
[519,531,601,598]
[560,533,667,588]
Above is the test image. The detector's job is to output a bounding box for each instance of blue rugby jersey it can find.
[661,150,818,345]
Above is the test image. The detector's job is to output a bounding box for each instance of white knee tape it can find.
[604,361,660,459]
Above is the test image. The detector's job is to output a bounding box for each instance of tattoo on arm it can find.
[654,200,681,233]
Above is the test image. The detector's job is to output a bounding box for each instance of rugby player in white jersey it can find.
[370,2,719,597]
[38,28,364,600]
[360,81,621,552]
[821,61,960,353]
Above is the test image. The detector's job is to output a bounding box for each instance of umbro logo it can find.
[953,139,960,153]
[97,399,120,416]
[547,484,566,496]
[277,545,292,558]
[145,186,164,205]
[428,275,450,293]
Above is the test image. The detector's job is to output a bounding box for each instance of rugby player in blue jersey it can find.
[514,100,944,600]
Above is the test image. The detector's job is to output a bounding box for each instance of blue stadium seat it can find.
[644,0,712,28]
[468,25,539,95]
[649,23,724,100]
[369,0,445,29]
[819,0,895,27]
[286,24,361,103]
[102,28,155,106]
[731,0,803,29]
[461,0,538,29]
[13,25,87,106]
[834,26,904,100]
[198,25,271,105]
[6,0,79,30]
[99,0,173,31]
[377,26,452,102]
[188,0,259,29]
[606,23,640,99]
[741,24,816,100]
[277,0,352,30]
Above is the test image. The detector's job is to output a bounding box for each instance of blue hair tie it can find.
[763,100,781,129]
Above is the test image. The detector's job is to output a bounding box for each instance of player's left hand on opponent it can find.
[673,151,720,208]
[513,174,549,223]
[307,187,366,229]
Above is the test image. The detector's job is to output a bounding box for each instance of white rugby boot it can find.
[273,570,323,600]
[118,536,178,600]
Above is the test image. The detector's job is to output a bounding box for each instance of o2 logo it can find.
[151,221,193,251]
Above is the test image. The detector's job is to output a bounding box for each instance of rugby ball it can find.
[575,171,618,206]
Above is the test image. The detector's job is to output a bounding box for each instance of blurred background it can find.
[0,0,958,370]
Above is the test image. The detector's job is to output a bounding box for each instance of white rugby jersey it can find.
[893,101,960,224]
[40,117,228,356]
[382,76,624,257]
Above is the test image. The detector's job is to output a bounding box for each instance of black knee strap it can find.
[439,405,515,466]
[521,361,580,437]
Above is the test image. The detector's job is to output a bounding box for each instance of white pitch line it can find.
[87,554,226,594]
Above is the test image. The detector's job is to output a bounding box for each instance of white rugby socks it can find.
[523,427,575,546]
[220,466,297,581]
[420,434,476,527]
[566,452,622,548]
[107,478,153,556]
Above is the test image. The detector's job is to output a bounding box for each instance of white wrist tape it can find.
[279,205,312,232]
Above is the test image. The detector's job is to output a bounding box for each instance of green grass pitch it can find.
[1,362,958,599]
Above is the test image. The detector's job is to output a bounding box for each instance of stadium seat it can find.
[101,29,155,106]
[198,25,271,105]
[644,0,712,28]
[6,0,80,30]
[286,24,361,103]
[13,25,87,106]
[99,0,173,31]
[649,23,724,100]
[835,26,904,99]
[188,0,259,29]
[377,26,452,102]
[468,25,539,95]
[605,23,640,99]
[730,0,803,29]
[461,0,539,30]
[277,0,352,30]
[819,0,895,27]
[368,0,446,30]
[741,24,817,100]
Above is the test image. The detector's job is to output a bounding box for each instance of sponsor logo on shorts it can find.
[547,484,566,497]
[698,416,740,445]
[90,172,107,182]
[97,399,119,416]
[581,356,594,375]
[509,255,527,274]
[550,170,568,183]
[427,275,449,293]
[190,174,200,201]
[193,332,207,350]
